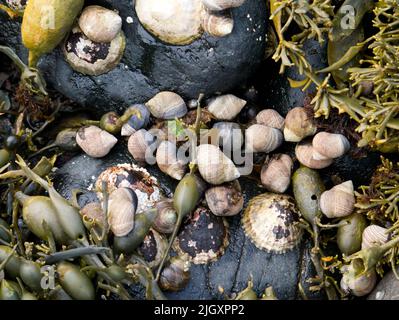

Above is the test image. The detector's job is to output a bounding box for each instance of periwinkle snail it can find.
[137,229,168,269]
[153,199,178,234]
[245,124,283,153]
[207,94,247,121]
[205,180,243,216]
[320,181,355,218]
[256,109,285,130]
[261,154,293,193]
[76,126,118,158]
[284,107,316,142]
[159,255,191,292]
[146,91,188,120]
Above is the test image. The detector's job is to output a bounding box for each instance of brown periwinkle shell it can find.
[260,154,293,193]
[137,228,168,269]
[159,254,191,292]
[205,180,243,216]
[173,207,229,264]
[153,199,178,234]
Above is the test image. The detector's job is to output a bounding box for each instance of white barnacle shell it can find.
[63,26,126,76]
[295,141,333,169]
[320,181,355,218]
[78,5,122,43]
[95,164,162,213]
[256,109,285,130]
[207,94,247,120]
[76,125,117,158]
[202,0,246,11]
[242,193,303,253]
[196,144,240,185]
[260,154,293,193]
[284,107,316,142]
[201,10,234,37]
[135,0,203,45]
[156,140,187,180]
[312,132,350,160]
[107,187,138,237]
[361,225,389,249]
[146,91,188,120]
[245,124,283,153]
[128,129,155,163]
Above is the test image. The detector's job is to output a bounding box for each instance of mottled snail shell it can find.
[135,0,203,45]
[361,225,389,249]
[128,129,155,164]
[196,144,240,185]
[256,109,285,130]
[107,188,138,237]
[153,198,178,234]
[146,91,188,120]
[201,10,234,37]
[6,0,27,10]
[202,0,246,11]
[76,125,117,158]
[207,94,247,120]
[173,207,229,264]
[340,260,377,297]
[213,122,243,152]
[245,124,283,153]
[156,140,187,180]
[159,254,191,292]
[78,6,122,43]
[320,181,355,218]
[205,180,244,216]
[312,132,350,160]
[137,228,168,269]
[284,107,316,142]
[295,141,333,169]
[63,26,126,76]
[242,193,303,253]
[261,154,293,193]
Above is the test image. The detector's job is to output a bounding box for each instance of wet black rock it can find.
[368,268,399,300]
[0,0,267,115]
[53,143,313,300]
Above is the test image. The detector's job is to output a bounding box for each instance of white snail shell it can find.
[156,141,187,180]
[256,109,285,130]
[128,129,155,164]
[340,261,377,297]
[207,94,247,120]
[261,154,293,193]
[146,91,188,120]
[135,0,203,45]
[202,0,246,11]
[295,141,333,169]
[320,181,355,218]
[196,144,240,185]
[107,187,138,237]
[245,124,283,153]
[312,132,350,160]
[284,107,316,142]
[205,180,243,216]
[78,6,122,43]
[76,126,117,158]
[201,10,234,37]
[362,225,389,249]
[213,122,243,152]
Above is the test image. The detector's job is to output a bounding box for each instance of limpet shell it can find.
[242,193,303,253]
[95,164,162,213]
[173,207,229,264]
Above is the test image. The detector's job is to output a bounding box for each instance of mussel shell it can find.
[173,207,229,264]
[242,193,303,253]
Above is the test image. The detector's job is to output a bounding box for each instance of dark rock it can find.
[0,0,267,115]
[368,268,399,300]
[53,143,311,300]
